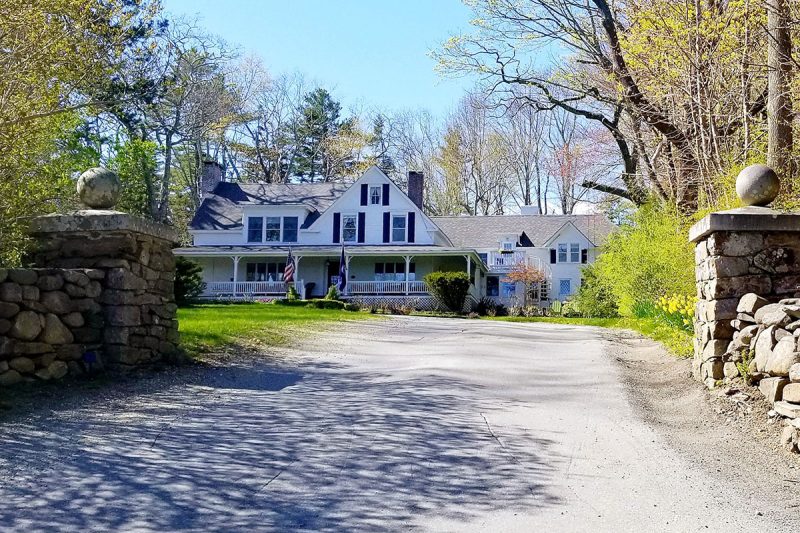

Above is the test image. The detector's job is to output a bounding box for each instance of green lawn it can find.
[177,303,374,354]
[484,316,694,358]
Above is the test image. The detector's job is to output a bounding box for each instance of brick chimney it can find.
[201,159,223,197]
[408,171,424,210]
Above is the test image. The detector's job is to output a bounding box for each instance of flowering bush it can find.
[656,293,696,331]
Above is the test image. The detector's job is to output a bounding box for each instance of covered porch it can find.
[173,245,487,301]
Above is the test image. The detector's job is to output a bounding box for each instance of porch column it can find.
[465,255,472,282]
[231,255,241,297]
[404,255,412,295]
[295,255,303,297]
[344,254,352,296]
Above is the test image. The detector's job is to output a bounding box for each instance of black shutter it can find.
[581,249,588,264]
[333,212,340,243]
[357,212,366,243]
[382,212,390,243]
[360,184,368,206]
[407,212,415,243]
[382,184,390,206]
[550,248,557,264]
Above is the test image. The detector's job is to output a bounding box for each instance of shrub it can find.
[572,263,619,318]
[473,296,508,317]
[424,271,470,312]
[592,202,694,316]
[325,285,340,300]
[343,303,360,312]
[287,284,300,301]
[175,257,206,305]
[307,299,346,310]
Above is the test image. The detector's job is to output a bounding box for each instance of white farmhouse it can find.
[174,164,613,309]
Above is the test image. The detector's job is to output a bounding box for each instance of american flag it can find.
[284,249,295,283]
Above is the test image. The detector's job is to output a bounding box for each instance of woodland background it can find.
[2,0,798,320]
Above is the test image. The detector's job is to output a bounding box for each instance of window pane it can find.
[385,262,395,274]
[265,217,281,241]
[392,215,406,242]
[374,263,384,274]
[559,279,571,296]
[247,217,263,243]
[342,215,357,242]
[283,217,298,242]
[246,263,256,281]
[370,186,381,204]
[558,243,567,263]
[570,243,580,263]
[502,242,513,250]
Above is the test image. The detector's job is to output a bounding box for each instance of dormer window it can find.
[370,186,382,205]
[502,241,514,251]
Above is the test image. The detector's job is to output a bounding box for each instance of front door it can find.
[327,261,340,289]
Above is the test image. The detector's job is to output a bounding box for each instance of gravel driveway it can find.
[0,316,796,532]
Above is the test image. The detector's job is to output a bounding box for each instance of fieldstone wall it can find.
[691,206,800,453]
[0,211,180,387]
[690,209,800,386]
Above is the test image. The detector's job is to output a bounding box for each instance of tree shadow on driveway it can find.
[0,357,562,532]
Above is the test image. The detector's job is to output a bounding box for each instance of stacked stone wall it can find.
[0,212,180,387]
[693,230,800,384]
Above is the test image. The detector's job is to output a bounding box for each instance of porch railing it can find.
[487,251,528,270]
[348,280,428,295]
[206,281,303,298]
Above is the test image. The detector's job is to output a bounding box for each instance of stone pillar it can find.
[27,210,181,369]
[690,208,800,384]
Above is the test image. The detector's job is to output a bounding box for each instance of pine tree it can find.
[293,88,342,181]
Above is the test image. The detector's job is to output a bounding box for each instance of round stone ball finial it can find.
[77,167,121,209]
[736,164,780,207]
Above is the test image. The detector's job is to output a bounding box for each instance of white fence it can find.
[347,280,428,295]
[205,280,304,298]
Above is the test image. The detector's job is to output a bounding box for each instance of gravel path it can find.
[0,316,798,532]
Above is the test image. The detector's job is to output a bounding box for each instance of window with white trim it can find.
[265,217,281,242]
[570,243,580,263]
[247,217,263,243]
[557,242,581,263]
[392,214,407,242]
[559,279,572,296]
[246,262,286,282]
[374,262,415,281]
[342,214,357,242]
[502,241,514,251]
[370,186,381,205]
[283,217,298,242]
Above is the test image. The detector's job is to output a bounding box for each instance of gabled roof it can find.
[431,214,614,248]
[190,181,349,230]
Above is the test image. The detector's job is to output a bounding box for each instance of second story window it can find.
[558,243,568,263]
[370,186,382,205]
[342,214,357,242]
[283,217,298,242]
[502,241,514,251]
[557,242,581,263]
[570,243,580,263]
[265,217,281,242]
[247,217,263,243]
[392,214,407,242]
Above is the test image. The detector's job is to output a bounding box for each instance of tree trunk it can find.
[766,0,793,180]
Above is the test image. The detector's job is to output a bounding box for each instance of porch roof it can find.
[174,245,487,264]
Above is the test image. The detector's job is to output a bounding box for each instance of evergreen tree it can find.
[293,88,342,181]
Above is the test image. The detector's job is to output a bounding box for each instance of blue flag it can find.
[337,245,347,293]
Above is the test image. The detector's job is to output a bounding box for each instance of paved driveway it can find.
[0,317,788,531]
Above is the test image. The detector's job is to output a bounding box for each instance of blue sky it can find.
[162,0,476,117]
